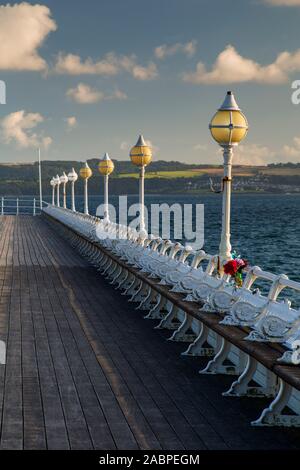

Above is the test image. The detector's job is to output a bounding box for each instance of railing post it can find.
[99,153,114,222]
[104,174,109,220]
[38,147,43,210]
[33,198,36,216]
[84,179,89,215]
[68,168,78,212]
[71,181,75,211]
[56,175,60,207]
[79,162,92,215]
[139,165,145,232]
[218,147,233,265]
[63,182,67,209]
[16,198,19,216]
[1,197,3,216]
[129,135,151,236]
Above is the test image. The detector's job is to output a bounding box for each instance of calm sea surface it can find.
[41,193,300,304]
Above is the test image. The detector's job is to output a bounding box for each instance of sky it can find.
[1,0,300,165]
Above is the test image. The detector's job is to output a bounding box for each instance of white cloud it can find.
[184,41,197,57]
[121,139,159,155]
[42,136,52,149]
[55,52,158,80]
[183,44,300,84]
[234,140,300,165]
[65,116,77,130]
[67,83,103,104]
[120,141,130,151]
[120,139,159,155]
[66,83,127,104]
[145,139,159,156]
[234,144,275,165]
[55,52,119,76]
[1,110,52,149]
[193,144,207,151]
[282,136,300,159]
[111,54,158,80]
[155,40,197,59]
[264,0,300,5]
[130,62,158,80]
[108,89,128,100]
[0,3,56,71]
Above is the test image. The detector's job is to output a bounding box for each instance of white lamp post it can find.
[68,167,78,212]
[98,153,114,221]
[209,91,248,269]
[60,172,69,209]
[79,162,92,215]
[50,178,55,205]
[54,174,61,207]
[129,135,152,235]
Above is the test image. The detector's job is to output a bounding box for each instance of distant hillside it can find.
[0,160,299,195]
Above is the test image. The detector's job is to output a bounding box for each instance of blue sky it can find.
[1,0,300,164]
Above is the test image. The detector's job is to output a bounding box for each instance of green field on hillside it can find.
[116,170,205,179]
[259,167,300,176]
[116,167,256,179]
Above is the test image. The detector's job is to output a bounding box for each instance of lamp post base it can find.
[218,146,233,272]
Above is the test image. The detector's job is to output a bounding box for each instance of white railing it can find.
[43,204,300,427]
[0,197,47,216]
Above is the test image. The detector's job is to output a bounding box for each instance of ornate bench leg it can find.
[200,337,244,375]
[155,305,182,330]
[145,295,170,320]
[116,270,129,289]
[98,257,112,274]
[85,245,95,260]
[86,245,95,259]
[252,379,300,427]
[97,254,107,269]
[141,290,159,312]
[110,265,123,285]
[121,274,135,294]
[135,285,152,309]
[93,251,106,267]
[105,261,118,279]
[168,313,197,342]
[125,278,140,298]
[223,356,278,397]
[128,280,144,302]
[131,281,147,303]
[90,250,102,267]
[181,324,215,357]
[145,294,162,318]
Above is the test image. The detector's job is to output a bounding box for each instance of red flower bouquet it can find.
[223,257,248,287]
[223,259,238,276]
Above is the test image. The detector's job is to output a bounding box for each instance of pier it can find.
[1,0,300,459]
[0,130,300,451]
[0,214,299,450]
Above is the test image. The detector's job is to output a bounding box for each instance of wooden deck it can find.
[0,216,299,450]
